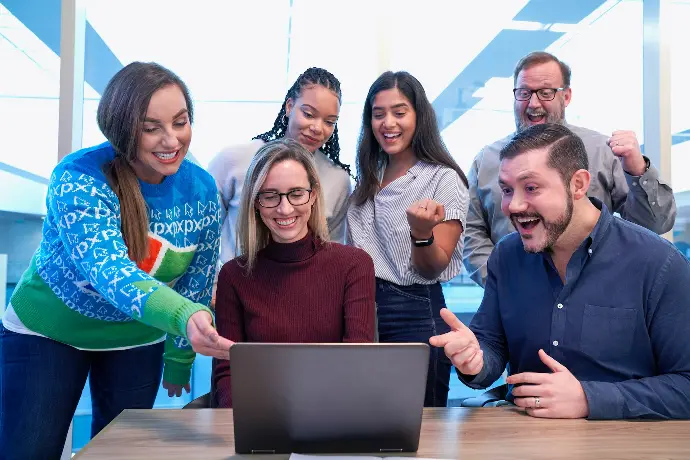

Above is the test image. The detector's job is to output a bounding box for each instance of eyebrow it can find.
[372,103,410,111]
[301,104,338,120]
[498,172,541,186]
[516,172,540,182]
[259,186,310,193]
[144,108,188,123]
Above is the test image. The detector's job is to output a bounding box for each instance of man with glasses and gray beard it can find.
[463,51,676,287]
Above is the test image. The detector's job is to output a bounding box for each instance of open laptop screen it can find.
[231,343,429,454]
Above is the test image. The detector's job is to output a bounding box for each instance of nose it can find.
[507,191,528,215]
[528,92,542,109]
[382,113,396,129]
[276,194,294,215]
[310,120,323,135]
[160,128,178,149]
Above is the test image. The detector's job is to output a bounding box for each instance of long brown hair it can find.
[352,71,468,206]
[97,62,194,262]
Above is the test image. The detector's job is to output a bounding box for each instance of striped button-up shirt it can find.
[347,161,469,286]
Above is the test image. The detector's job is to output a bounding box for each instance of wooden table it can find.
[75,407,690,459]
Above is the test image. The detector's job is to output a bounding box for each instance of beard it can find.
[515,100,566,133]
[511,191,574,253]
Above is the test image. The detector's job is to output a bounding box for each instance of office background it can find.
[1,0,689,454]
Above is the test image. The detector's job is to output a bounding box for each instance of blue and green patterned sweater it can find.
[7,142,221,385]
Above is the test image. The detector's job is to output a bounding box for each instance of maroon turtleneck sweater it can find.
[211,232,376,408]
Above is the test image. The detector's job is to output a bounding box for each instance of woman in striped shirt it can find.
[347,71,470,407]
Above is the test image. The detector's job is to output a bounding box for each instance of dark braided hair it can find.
[253,67,351,176]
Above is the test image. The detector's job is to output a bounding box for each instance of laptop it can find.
[230,343,429,454]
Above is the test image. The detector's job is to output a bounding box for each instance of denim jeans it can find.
[0,323,164,460]
[375,278,452,407]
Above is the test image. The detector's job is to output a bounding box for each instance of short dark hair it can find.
[513,51,571,88]
[499,123,588,184]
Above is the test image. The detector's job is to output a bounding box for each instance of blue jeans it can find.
[375,278,452,407]
[0,323,164,460]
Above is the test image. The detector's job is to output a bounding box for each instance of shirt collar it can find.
[585,197,613,255]
[539,197,612,266]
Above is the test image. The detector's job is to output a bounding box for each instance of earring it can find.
[283,114,289,125]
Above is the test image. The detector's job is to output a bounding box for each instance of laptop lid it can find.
[231,343,429,454]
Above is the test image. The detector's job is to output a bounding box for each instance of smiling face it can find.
[513,60,572,132]
[499,147,574,253]
[370,87,417,161]
[131,84,191,184]
[255,159,317,244]
[284,84,340,153]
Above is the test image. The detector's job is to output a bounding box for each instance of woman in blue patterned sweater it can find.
[0,62,232,458]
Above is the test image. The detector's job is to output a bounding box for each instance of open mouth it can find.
[526,112,546,123]
[153,150,180,164]
[515,216,541,232]
[382,132,402,143]
[275,217,297,227]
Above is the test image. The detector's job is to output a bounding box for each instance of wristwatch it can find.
[410,231,434,247]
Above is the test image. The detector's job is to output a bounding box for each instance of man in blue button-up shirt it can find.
[431,123,690,419]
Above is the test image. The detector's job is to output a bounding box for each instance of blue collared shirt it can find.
[464,198,690,419]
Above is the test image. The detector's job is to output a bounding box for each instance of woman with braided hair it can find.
[208,68,352,274]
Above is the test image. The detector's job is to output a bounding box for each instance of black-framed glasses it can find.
[513,87,566,101]
[256,188,312,208]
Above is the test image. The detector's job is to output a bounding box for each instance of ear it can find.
[570,169,590,200]
[285,97,295,118]
[309,187,318,207]
[563,87,572,108]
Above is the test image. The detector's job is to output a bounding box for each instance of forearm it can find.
[581,373,690,419]
[619,164,676,234]
[411,241,450,280]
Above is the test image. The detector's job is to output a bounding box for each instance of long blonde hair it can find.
[237,138,330,273]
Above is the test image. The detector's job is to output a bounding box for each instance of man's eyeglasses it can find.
[513,87,566,101]
[256,188,312,208]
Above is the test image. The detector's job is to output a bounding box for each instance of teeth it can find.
[154,151,177,160]
[383,133,401,138]
[276,217,296,226]
[517,217,539,223]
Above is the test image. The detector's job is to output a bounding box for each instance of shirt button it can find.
[553,340,559,346]
[651,201,656,206]
[643,180,648,185]
[632,181,637,186]
[557,303,563,309]
[588,249,593,255]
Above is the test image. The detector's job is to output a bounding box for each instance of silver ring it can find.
[535,397,541,408]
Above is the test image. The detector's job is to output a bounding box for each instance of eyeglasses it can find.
[513,87,566,101]
[256,188,312,208]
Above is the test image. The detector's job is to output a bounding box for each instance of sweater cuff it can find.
[581,380,625,420]
[163,360,192,386]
